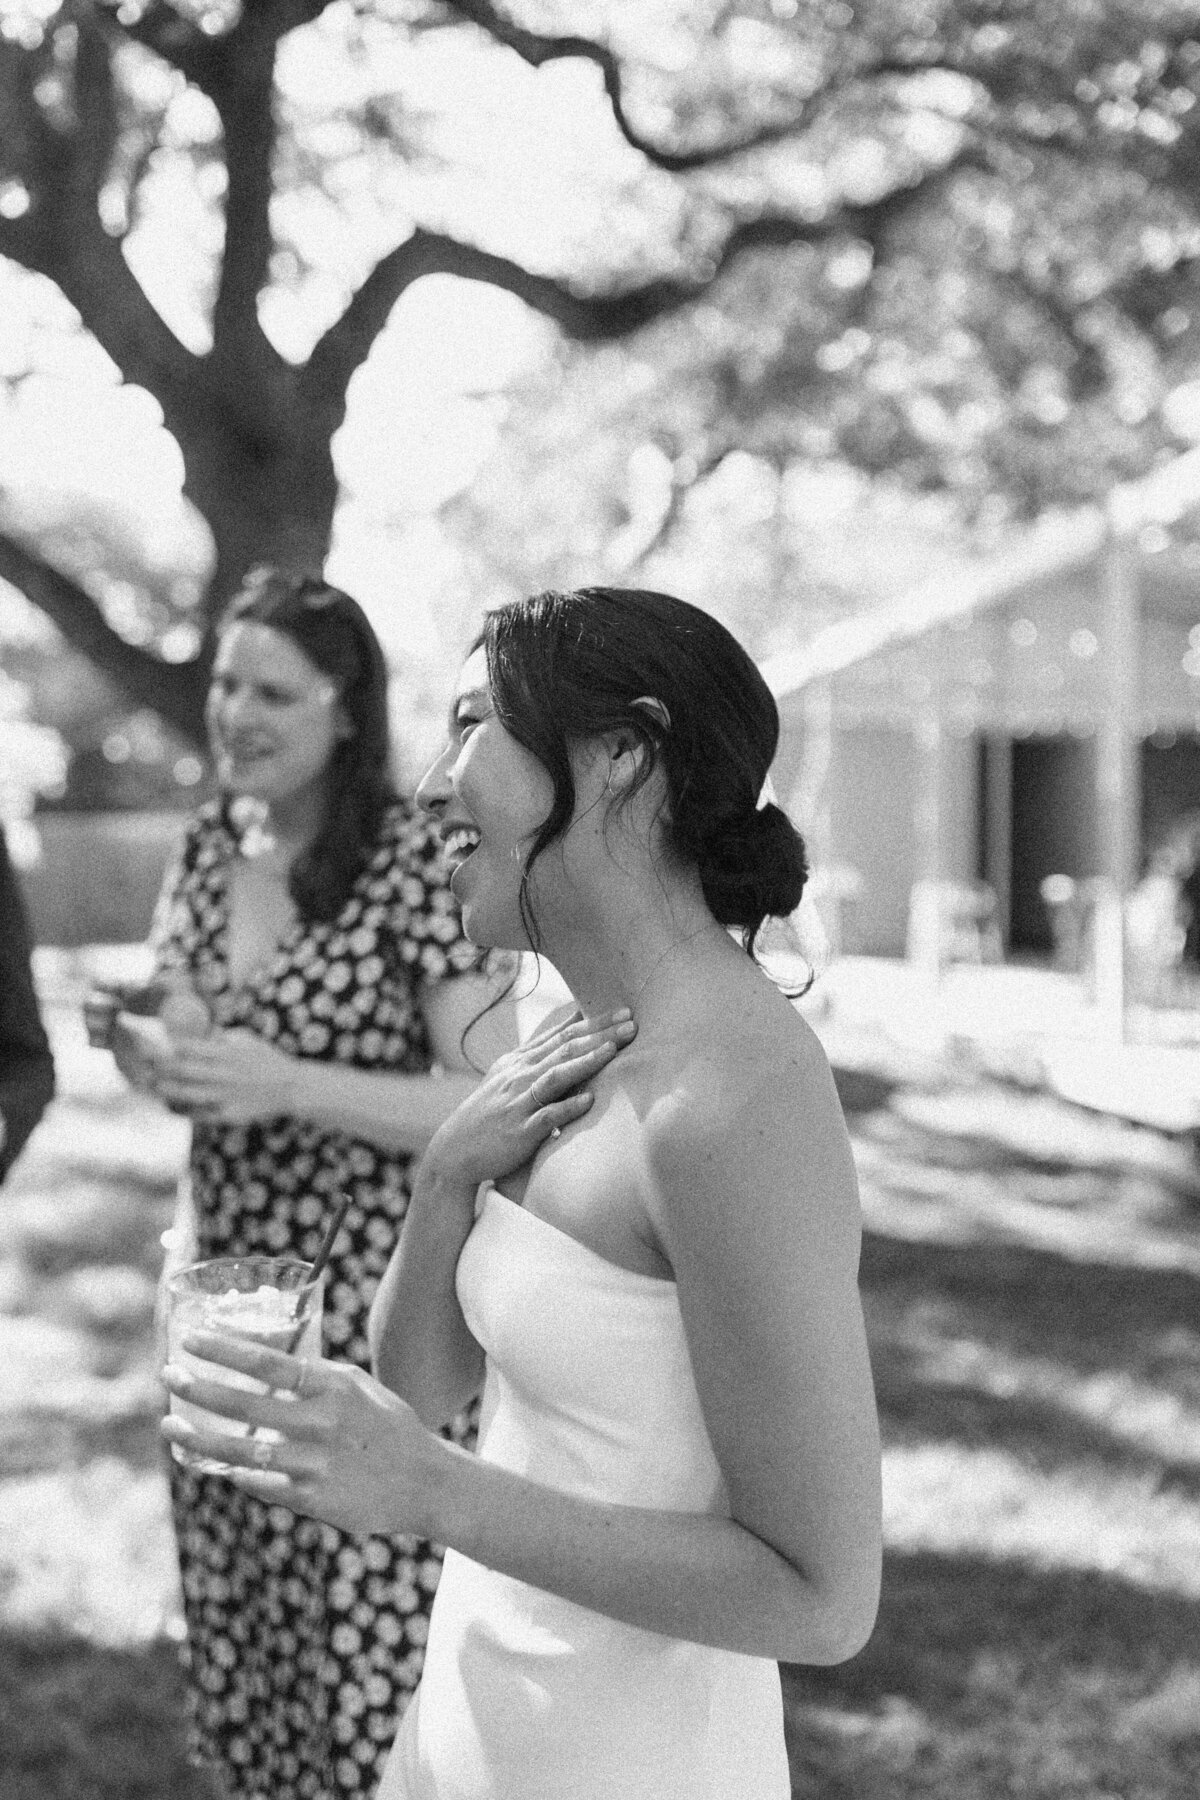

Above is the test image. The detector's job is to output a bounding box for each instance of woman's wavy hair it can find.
[215,568,395,921]
[478,586,809,970]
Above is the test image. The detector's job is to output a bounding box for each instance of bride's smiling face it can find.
[416,647,563,949]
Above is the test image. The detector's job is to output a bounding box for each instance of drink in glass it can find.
[166,1256,323,1476]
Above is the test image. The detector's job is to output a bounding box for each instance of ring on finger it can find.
[292,1364,307,1400]
[251,1436,274,1469]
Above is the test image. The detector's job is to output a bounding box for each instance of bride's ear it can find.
[605,738,641,796]
[604,727,660,798]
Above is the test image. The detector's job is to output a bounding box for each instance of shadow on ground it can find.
[783,1551,1200,1799]
[0,1629,210,1800]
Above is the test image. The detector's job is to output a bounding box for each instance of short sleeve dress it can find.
[153,795,485,1800]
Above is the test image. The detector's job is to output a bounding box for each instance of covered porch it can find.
[765,447,1200,1045]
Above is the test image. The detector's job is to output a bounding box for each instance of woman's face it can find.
[206,622,348,808]
[416,646,560,948]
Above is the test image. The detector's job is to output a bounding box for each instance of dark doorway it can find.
[1142,734,1200,965]
[1008,736,1097,953]
[1142,735,1200,859]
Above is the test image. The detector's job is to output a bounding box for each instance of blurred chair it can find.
[806,861,863,962]
[1040,873,1086,972]
[1125,866,1189,1002]
[907,879,1003,970]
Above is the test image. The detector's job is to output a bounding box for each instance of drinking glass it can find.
[166,1256,324,1476]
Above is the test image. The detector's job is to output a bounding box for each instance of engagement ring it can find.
[251,1437,274,1468]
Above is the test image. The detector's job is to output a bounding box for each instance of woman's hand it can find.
[83,981,168,1046]
[161,1331,446,1538]
[422,1007,636,1188]
[84,988,165,1090]
[156,1028,298,1123]
[100,1013,173,1094]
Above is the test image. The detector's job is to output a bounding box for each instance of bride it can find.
[163,585,882,1800]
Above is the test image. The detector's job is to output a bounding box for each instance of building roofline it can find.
[763,443,1200,701]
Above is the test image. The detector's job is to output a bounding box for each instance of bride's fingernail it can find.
[611,1007,632,1022]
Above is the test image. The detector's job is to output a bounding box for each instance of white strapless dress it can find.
[378,1186,788,1800]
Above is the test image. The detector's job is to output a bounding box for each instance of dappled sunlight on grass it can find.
[778,1054,1200,1795]
[882,1443,1200,1596]
[850,1076,1200,1272]
[0,1460,181,1646]
[892,1330,1200,1467]
[787,1554,1200,1798]
[3,968,1200,1796]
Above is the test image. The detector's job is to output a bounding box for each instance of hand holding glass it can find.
[166,1256,323,1476]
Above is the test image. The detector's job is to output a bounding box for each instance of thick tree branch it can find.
[98,0,337,87]
[70,12,122,197]
[0,30,197,418]
[1,24,211,462]
[207,0,349,350]
[95,0,222,89]
[305,144,985,412]
[206,27,282,366]
[440,0,891,171]
[36,215,208,451]
[0,530,209,740]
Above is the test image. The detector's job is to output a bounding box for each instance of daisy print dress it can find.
[152,796,484,1800]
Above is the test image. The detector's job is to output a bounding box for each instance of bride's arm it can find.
[366,1161,483,1427]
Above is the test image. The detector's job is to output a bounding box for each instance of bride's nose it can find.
[415,740,455,814]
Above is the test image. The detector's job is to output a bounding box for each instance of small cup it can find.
[165,1256,323,1477]
[82,988,121,1050]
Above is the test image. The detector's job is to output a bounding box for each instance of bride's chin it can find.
[458,900,533,957]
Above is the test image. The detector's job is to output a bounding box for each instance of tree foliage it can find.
[1,0,1199,737]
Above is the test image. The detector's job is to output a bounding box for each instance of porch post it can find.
[909,705,944,978]
[789,681,839,953]
[983,733,1013,954]
[1094,532,1141,1040]
[794,680,834,869]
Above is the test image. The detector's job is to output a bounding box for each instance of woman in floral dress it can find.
[97,569,511,1800]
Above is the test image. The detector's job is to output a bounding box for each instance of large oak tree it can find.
[2,0,1199,742]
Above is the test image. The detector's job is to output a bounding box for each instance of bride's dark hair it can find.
[215,568,395,921]
[478,586,808,964]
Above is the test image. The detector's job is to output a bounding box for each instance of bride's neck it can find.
[542,885,731,1020]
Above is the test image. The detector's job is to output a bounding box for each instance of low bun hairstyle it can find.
[681,800,808,930]
[215,567,395,921]
[479,586,809,963]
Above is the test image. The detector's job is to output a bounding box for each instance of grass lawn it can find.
[0,1635,212,1800]
[2,965,1200,1797]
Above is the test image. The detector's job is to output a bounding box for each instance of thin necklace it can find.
[627,923,728,1011]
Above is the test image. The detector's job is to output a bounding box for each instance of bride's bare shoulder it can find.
[653,966,834,1121]
[640,981,858,1264]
